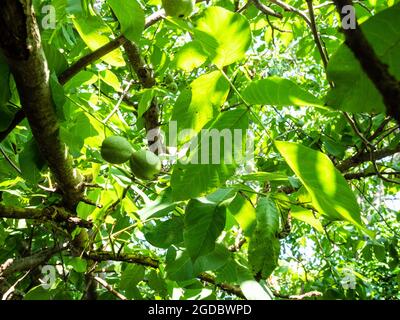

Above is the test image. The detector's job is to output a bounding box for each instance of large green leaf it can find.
[194,6,251,67]
[170,71,229,144]
[173,41,208,72]
[107,0,144,43]
[72,15,125,67]
[19,139,46,184]
[248,197,281,279]
[275,141,372,236]
[183,198,226,260]
[144,216,184,249]
[165,247,194,281]
[242,77,323,107]
[290,205,324,233]
[137,188,177,220]
[120,264,145,299]
[171,108,249,200]
[227,192,257,237]
[193,243,230,274]
[326,4,400,113]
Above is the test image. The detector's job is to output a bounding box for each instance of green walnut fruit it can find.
[129,150,161,180]
[161,0,195,18]
[101,136,133,164]
[167,82,178,93]
[164,74,174,84]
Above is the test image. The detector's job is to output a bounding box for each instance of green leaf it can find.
[205,187,237,207]
[373,244,386,262]
[120,264,145,290]
[107,0,144,43]
[165,247,194,281]
[173,41,208,72]
[138,88,155,118]
[50,73,66,120]
[67,257,87,273]
[137,188,177,220]
[170,71,230,144]
[72,15,125,67]
[326,4,400,113]
[290,205,324,233]
[24,285,52,300]
[99,69,121,92]
[42,43,68,76]
[241,172,289,183]
[248,197,281,279]
[242,77,324,107]
[171,108,249,200]
[194,6,251,67]
[144,216,184,249]
[19,139,46,184]
[227,192,257,237]
[275,141,372,237]
[64,70,98,90]
[193,243,230,274]
[184,198,226,260]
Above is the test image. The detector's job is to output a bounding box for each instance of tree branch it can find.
[122,39,164,154]
[0,246,66,279]
[0,204,93,228]
[94,275,127,300]
[306,0,329,69]
[85,250,246,299]
[333,0,400,125]
[269,0,312,26]
[252,0,283,18]
[198,272,245,299]
[344,170,400,180]
[337,144,400,172]
[85,251,160,269]
[58,35,127,85]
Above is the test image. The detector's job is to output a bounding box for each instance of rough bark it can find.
[0,204,92,228]
[123,40,164,154]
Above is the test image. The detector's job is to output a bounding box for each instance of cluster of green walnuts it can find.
[100,136,161,180]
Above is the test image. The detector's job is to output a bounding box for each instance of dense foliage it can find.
[0,0,399,300]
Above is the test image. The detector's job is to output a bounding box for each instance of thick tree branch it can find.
[85,251,245,299]
[0,247,64,278]
[344,170,400,180]
[0,245,66,295]
[333,0,400,125]
[337,144,400,172]
[123,39,163,154]
[58,8,166,86]
[0,0,84,210]
[0,204,92,228]
[58,35,127,85]
[85,251,159,269]
[198,272,245,299]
